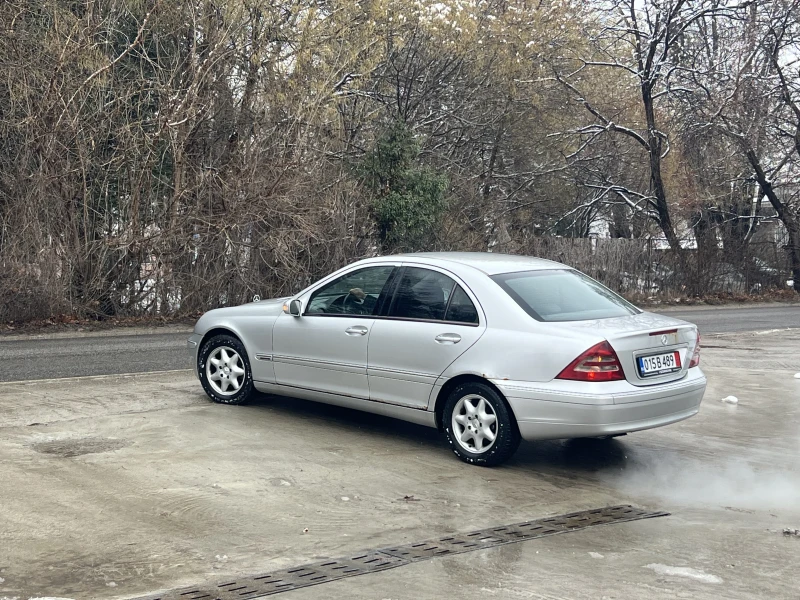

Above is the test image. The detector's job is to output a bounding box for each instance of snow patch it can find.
[645,564,722,584]
[794,373,800,379]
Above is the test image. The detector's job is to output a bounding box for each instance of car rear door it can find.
[272,265,397,399]
[366,266,486,409]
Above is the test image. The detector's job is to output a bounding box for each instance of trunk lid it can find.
[563,311,699,395]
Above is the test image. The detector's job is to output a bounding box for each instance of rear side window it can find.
[446,285,479,324]
[492,269,639,322]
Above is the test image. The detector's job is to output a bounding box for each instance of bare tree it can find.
[1,0,797,324]
[684,0,800,290]
[554,0,752,251]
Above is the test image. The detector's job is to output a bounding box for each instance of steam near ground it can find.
[608,450,800,512]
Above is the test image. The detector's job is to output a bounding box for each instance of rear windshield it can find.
[491,269,639,322]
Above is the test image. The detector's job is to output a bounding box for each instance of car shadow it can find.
[511,437,631,473]
[245,392,633,474]
[248,392,444,446]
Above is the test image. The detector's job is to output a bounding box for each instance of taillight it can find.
[689,333,701,368]
[556,341,625,382]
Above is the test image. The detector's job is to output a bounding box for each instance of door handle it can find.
[435,333,462,344]
[345,325,369,336]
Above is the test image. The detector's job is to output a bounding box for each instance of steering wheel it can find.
[343,290,365,312]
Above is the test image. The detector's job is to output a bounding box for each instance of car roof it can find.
[386,252,569,276]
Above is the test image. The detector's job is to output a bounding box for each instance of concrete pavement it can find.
[0,330,798,599]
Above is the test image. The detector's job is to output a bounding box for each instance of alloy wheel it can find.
[205,346,246,396]
[451,394,498,454]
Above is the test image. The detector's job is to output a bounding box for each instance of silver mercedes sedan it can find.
[188,253,706,466]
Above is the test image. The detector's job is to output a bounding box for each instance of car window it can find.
[306,266,395,316]
[388,267,456,321]
[445,285,479,324]
[492,269,639,322]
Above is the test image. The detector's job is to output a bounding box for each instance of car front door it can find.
[367,266,486,409]
[272,265,397,399]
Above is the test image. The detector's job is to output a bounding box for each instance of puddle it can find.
[31,437,129,458]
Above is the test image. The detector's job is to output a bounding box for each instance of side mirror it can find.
[289,299,302,316]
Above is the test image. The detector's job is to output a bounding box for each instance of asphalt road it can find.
[0,332,194,383]
[658,304,800,334]
[0,304,797,383]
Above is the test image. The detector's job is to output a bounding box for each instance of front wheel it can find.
[198,334,254,405]
[443,382,520,466]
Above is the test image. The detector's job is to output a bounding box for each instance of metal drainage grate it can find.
[378,504,666,562]
[133,504,667,600]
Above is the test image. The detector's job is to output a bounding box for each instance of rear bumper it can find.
[493,369,706,441]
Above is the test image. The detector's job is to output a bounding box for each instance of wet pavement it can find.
[0,330,798,599]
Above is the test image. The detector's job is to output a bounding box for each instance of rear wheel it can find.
[198,334,254,405]
[443,382,520,466]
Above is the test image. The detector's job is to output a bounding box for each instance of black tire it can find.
[443,381,520,467]
[198,334,254,405]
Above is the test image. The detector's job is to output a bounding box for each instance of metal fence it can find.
[0,234,793,324]
[519,237,792,299]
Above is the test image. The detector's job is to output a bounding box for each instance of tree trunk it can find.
[642,81,680,251]
[746,149,800,292]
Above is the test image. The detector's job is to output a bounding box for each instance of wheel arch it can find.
[433,374,516,431]
[198,327,247,350]
[198,327,249,363]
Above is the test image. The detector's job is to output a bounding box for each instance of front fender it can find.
[192,303,284,384]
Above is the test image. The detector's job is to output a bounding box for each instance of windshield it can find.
[492,269,639,322]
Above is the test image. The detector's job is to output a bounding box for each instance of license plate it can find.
[638,351,681,377]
